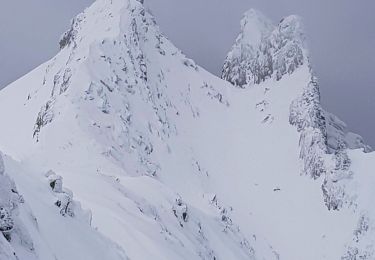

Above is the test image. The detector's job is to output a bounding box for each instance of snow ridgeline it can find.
[289,74,375,259]
[0,0,375,259]
[32,0,180,177]
[0,0,278,258]
[222,8,374,259]
[289,73,375,260]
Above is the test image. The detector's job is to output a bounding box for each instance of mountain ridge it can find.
[0,1,374,259]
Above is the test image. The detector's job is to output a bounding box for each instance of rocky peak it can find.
[222,10,308,87]
[277,15,305,42]
[239,9,274,48]
[33,0,163,141]
[2,1,375,259]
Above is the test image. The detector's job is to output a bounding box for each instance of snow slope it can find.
[0,0,374,259]
[0,153,128,260]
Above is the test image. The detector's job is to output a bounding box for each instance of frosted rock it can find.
[45,170,63,193]
[172,198,188,224]
[223,10,306,87]
[0,207,13,235]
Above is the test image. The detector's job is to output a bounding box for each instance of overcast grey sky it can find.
[1,0,374,146]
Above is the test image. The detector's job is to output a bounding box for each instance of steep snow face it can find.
[0,1,374,259]
[0,153,128,260]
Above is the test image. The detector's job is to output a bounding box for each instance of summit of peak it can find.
[242,8,269,21]
[277,15,305,41]
[239,8,275,48]
[279,14,303,27]
[222,10,309,87]
[1,1,375,259]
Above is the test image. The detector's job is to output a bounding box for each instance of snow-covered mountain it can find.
[0,0,374,259]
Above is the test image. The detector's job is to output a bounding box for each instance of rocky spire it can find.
[222,10,308,87]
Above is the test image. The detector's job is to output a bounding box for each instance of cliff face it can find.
[0,1,374,259]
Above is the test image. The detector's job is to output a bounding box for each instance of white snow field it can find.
[0,0,374,259]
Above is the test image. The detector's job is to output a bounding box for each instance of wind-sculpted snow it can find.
[0,0,276,259]
[286,71,375,259]
[0,153,27,259]
[1,0,375,259]
[221,7,375,259]
[222,11,306,87]
[0,153,128,260]
[286,52,375,260]
[288,76,355,210]
[289,77,327,179]
[326,112,372,153]
[285,34,375,260]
